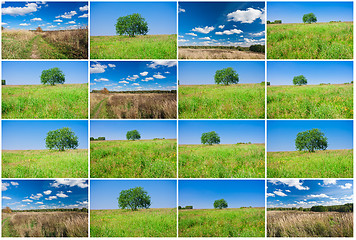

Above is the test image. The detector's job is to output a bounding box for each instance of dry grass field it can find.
[90,92,177,119]
[179,48,265,59]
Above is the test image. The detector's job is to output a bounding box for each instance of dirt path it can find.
[91,98,107,119]
[30,35,41,59]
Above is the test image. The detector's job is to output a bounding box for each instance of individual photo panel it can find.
[179,120,265,178]
[90,120,177,178]
[267,179,353,237]
[267,120,353,178]
[179,180,265,237]
[178,2,265,59]
[2,179,89,237]
[90,61,177,119]
[2,2,88,59]
[90,179,177,237]
[178,61,265,119]
[267,61,353,119]
[90,2,177,59]
[267,1,353,59]
[2,61,88,119]
[2,120,88,178]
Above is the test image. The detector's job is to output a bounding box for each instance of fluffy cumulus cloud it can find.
[119,80,129,84]
[57,10,77,19]
[140,71,148,76]
[274,189,287,197]
[10,182,19,186]
[19,23,30,26]
[79,5,88,12]
[2,3,39,16]
[51,179,88,188]
[46,196,57,200]
[56,191,69,198]
[153,73,166,79]
[147,61,177,69]
[340,183,352,189]
[227,8,265,24]
[308,194,330,198]
[31,18,42,21]
[2,196,11,200]
[94,78,109,82]
[178,6,185,13]
[186,32,197,37]
[267,193,275,197]
[108,64,116,68]
[30,193,43,200]
[192,26,215,34]
[2,182,10,191]
[22,199,33,202]
[43,190,52,195]
[270,179,310,190]
[54,19,63,23]
[218,25,225,29]
[324,180,337,185]
[250,30,265,37]
[78,13,88,18]
[90,63,107,74]
[199,37,211,40]
[215,29,243,35]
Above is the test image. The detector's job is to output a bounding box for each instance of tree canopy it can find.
[303,13,317,23]
[115,13,148,37]
[40,67,65,86]
[295,128,328,152]
[201,131,220,145]
[45,127,79,151]
[118,187,151,211]
[214,67,239,85]
[126,130,141,140]
[293,75,308,86]
[214,199,228,209]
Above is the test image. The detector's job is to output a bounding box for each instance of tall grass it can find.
[179,144,265,178]
[178,48,265,59]
[179,208,265,237]
[179,84,265,119]
[90,208,176,237]
[90,139,177,178]
[2,30,35,59]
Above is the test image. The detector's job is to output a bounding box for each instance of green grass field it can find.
[267,22,353,59]
[2,149,88,178]
[179,144,265,178]
[90,139,177,178]
[267,84,353,119]
[90,34,177,59]
[91,208,176,237]
[267,149,353,178]
[179,208,265,237]
[2,84,88,119]
[179,84,265,119]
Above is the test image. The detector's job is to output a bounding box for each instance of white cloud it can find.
[2,182,10,191]
[94,78,109,82]
[66,21,76,24]
[54,19,62,23]
[178,6,185,13]
[267,193,275,197]
[79,5,88,11]
[2,22,7,26]
[31,18,42,21]
[10,182,19,186]
[218,25,225,29]
[153,73,166,79]
[58,11,77,19]
[46,196,57,200]
[178,39,189,42]
[148,61,177,69]
[340,183,352,189]
[324,180,337,185]
[43,190,52,195]
[192,26,215,34]
[78,13,88,18]
[215,29,243,35]
[22,199,33,202]
[142,77,154,82]
[51,179,88,188]
[30,193,43,200]
[2,3,39,16]
[133,83,140,86]
[274,190,287,197]
[140,71,148,76]
[67,190,72,193]
[2,196,11,200]
[19,23,30,26]
[186,33,197,37]
[35,202,44,204]
[199,37,211,40]
[308,194,330,198]
[285,190,291,192]
[119,80,129,84]
[269,179,310,190]
[108,64,116,68]
[56,191,69,198]
[90,63,107,73]
[250,31,265,37]
[227,8,265,24]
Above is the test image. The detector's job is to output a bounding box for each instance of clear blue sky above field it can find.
[2,61,88,85]
[90,180,176,210]
[179,120,265,145]
[90,2,176,36]
[267,2,353,23]
[90,61,177,92]
[2,120,88,150]
[179,2,265,47]
[179,61,265,85]
[268,61,353,85]
[2,2,88,30]
[268,179,353,209]
[90,120,176,140]
[2,179,88,211]
[267,120,353,152]
[179,180,265,209]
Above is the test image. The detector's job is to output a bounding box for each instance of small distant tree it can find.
[40,67,65,86]
[214,67,239,85]
[295,128,328,153]
[303,13,317,24]
[115,13,148,37]
[3,207,12,213]
[2,80,5,85]
[36,26,43,32]
[101,88,109,94]
[201,131,220,145]
[45,127,79,151]
[214,199,228,209]
[293,75,308,86]
[126,130,141,140]
[118,187,151,211]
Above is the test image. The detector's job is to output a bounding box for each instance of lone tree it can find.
[41,67,65,86]
[201,131,220,145]
[118,187,151,211]
[214,199,228,209]
[126,130,141,140]
[214,67,239,85]
[303,13,317,24]
[295,128,328,153]
[115,13,148,37]
[293,75,308,86]
[45,127,79,151]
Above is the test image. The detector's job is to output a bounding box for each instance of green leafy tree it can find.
[126,130,141,140]
[118,187,151,211]
[293,75,308,86]
[45,127,79,151]
[214,199,228,209]
[115,13,148,37]
[214,67,239,85]
[40,67,65,86]
[303,13,317,23]
[201,131,220,145]
[295,128,328,153]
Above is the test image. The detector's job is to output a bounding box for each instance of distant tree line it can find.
[178,206,193,210]
[267,20,282,24]
[90,137,106,141]
[179,45,265,53]
[268,203,353,213]
[249,44,265,53]
[91,90,177,94]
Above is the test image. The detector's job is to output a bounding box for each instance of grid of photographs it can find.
[0,0,354,238]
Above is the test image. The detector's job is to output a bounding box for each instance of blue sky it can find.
[179,180,265,209]
[2,2,88,31]
[91,180,176,210]
[91,120,176,140]
[90,2,176,36]
[90,61,177,92]
[267,2,353,23]
[268,61,353,85]
[179,61,265,85]
[2,120,88,150]
[268,179,353,209]
[2,179,88,211]
[2,61,88,85]
[267,120,353,152]
[179,2,265,47]
[179,120,265,145]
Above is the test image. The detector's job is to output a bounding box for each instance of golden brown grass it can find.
[267,211,353,237]
[178,48,265,59]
